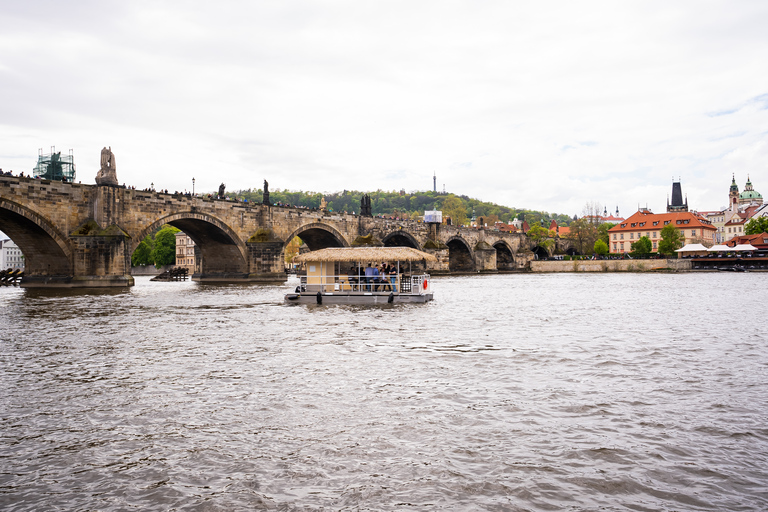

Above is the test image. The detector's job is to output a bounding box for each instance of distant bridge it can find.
[0,176,572,287]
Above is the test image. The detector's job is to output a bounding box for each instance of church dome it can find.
[739,176,762,203]
[739,189,762,200]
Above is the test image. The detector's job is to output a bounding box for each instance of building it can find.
[725,232,768,250]
[607,210,716,254]
[174,231,197,273]
[667,180,688,212]
[549,220,570,237]
[0,237,25,270]
[583,206,625,225]
[738,175,763,206]
[722,204,762,243]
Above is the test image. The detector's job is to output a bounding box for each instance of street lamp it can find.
[151,182,154,191]
[192,177,195,196]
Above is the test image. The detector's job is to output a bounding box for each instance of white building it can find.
[0,237,25,270]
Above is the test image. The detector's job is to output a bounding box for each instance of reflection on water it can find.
[1,273,768,511]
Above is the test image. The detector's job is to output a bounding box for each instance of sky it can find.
[1,0,767,218]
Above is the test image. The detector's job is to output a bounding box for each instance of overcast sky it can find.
[1,1,767,218]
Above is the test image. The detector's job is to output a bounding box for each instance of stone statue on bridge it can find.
[263,180,270,205]
[95,146,118,186]
[218,183,226,199]
[360,194,372,217]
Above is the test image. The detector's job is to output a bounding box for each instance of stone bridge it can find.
[0,176,572,287]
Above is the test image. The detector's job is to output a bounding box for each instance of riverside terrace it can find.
[0,175,576,288]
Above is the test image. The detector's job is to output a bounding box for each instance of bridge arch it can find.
[383,230,420,249]
[532,245,550,260]
[492,240,516,270]
[0,198,74,276]
[446,236,475,272]
[283,222,348,251]
[134,212,248,275]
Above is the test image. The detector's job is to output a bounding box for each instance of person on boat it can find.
[389,263,398,292]
[348,266,359,290]
[364,263,376,291]
[378,265,391,291]
[372,264,381,291]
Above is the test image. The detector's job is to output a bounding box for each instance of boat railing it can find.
[298,274,431,295]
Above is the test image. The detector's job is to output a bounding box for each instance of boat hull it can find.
[285,292,433,305]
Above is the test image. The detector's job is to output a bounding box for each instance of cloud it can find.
[0,1,767,218]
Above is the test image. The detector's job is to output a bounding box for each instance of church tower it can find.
[667,179,688,212]
[729,174,739,208]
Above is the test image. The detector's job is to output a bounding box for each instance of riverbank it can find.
[531,258,690,272]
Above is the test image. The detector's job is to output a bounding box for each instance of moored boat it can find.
[285,246,436,304]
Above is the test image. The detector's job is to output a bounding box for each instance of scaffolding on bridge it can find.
[33,147,76,182]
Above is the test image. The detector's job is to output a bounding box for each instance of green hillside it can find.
[231,188,572,227]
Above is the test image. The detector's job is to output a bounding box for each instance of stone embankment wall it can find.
[530,259,692,272]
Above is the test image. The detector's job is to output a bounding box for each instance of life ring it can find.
[422,279,428,290]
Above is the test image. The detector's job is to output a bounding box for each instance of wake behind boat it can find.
[285,246,436,305]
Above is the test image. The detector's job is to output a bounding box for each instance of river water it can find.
[1,273,767,511]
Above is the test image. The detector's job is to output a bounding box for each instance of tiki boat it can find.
[285,246,436,305]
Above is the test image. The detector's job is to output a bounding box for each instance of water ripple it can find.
[2,273,768,510]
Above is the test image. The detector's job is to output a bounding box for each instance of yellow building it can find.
[174,231,197,273]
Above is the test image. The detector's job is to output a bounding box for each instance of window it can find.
[620,233,624,239]
[639,222,646,227]
[613,243,617,250]
[630,233,634,239]
[653,241,657,249]
[653,232,657,238]
[692,230,696,237]
[653,221,659,226]
[631,223,637,227]
[613,234,617,240]
[664,221,670,225]
[620,242,625,250]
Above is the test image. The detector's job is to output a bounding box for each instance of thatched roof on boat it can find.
[294,246,437,263]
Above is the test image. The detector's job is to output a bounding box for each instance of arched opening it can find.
[383,231,428,272]
[532,245,549,260]
[383,231,419,249]
[493,241,516,270]
[134,214,248,279]
[447,238,474,272]
[293,227,345,251]
[0,201,73,280]
[284,223,346,252]
[565,247,578,256]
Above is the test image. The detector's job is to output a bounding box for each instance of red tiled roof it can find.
[608,210,716,232]
[725,232,768,248]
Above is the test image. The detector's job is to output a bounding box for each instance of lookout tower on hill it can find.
[667,179,688,213]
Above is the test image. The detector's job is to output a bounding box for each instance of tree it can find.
[441,196,468,226]
[565,218,599,254]
[527,224,555,244]
[131,236,154,266]
[594,239,609,256]
[631,236,652,255]
[527,225,556,255]
[284,236,303,264]
[151,225,180,267]
[745,216,768,235]
[658,223,682,256]
[598,222,616,245]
